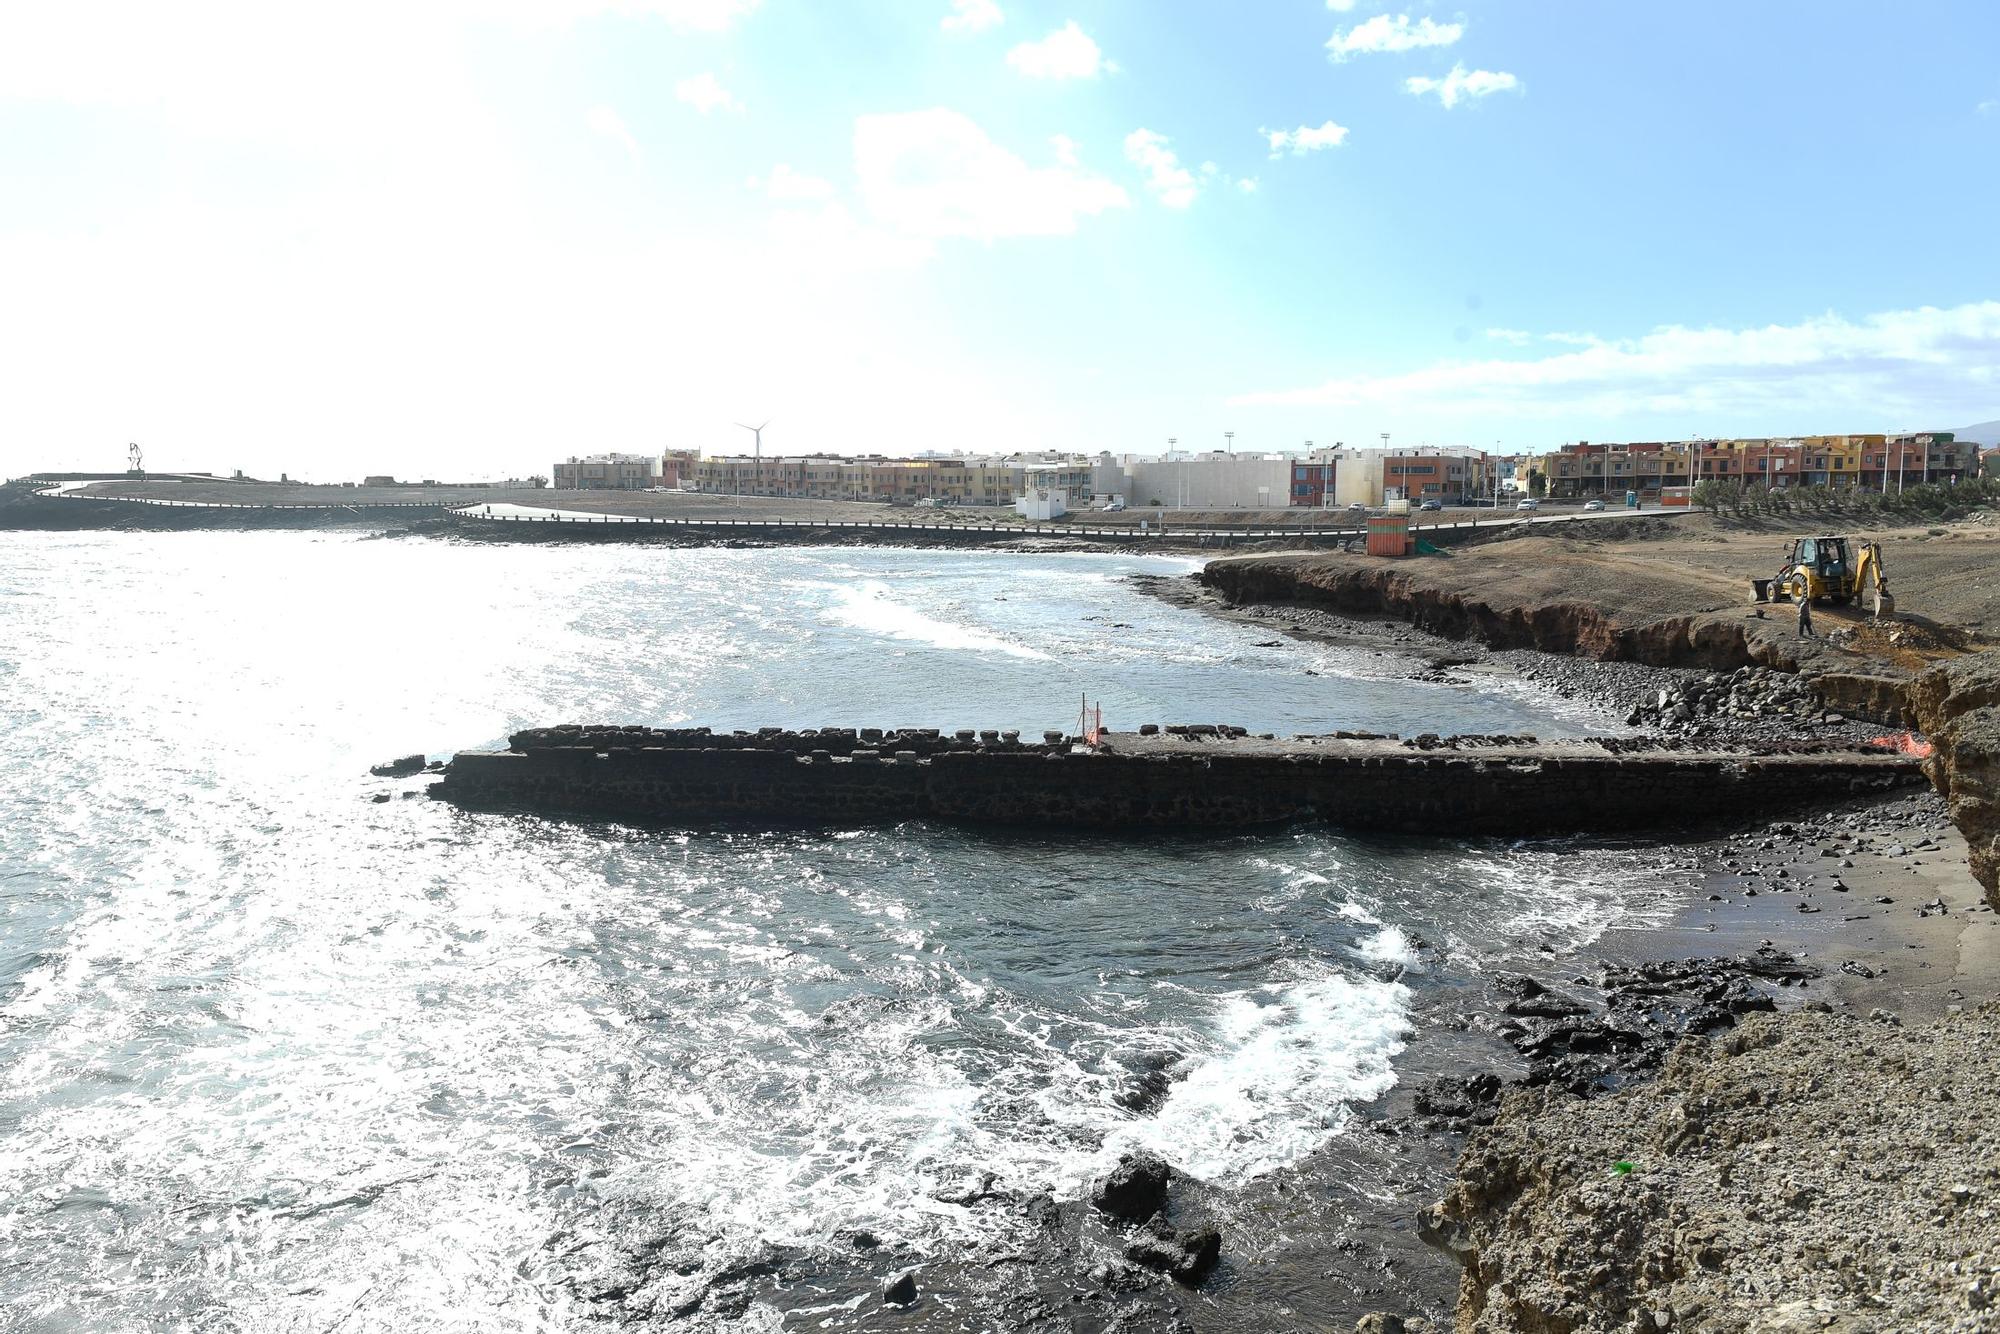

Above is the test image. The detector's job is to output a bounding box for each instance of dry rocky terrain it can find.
[1181,514,2000,1333]
[1420,1005,2000,1333]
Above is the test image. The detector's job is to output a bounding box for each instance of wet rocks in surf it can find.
[1091,1151,1171,1224]
[1354,1315,1433,1334]
[1122,1218,1221,1286]
[1401,948,1814,1132]
[1494,974,1588,1019]
[368,753,426,777]
[1089,1150,1226,1290]
[1113,1048,1184,1114]
[881,1269,918,1307]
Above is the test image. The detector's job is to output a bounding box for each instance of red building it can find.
[1290,458,1337,506]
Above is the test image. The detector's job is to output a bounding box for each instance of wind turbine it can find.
[734,419,770,497]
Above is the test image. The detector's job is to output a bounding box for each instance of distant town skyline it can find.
[2,1,1998,481]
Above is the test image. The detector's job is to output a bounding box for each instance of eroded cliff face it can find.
[1196,558,1917,724]
[1420,1008,2000,1333]
[1911,650,2000,907]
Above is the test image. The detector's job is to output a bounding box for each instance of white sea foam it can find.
[1355,924,1419,968]
[823,581,1050,660]
[1104,968,1409,1183]
[1445,846,1685,960]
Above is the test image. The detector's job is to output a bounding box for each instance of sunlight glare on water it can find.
[0,532,1684,1330]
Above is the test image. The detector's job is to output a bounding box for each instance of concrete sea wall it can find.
[433,725,1923,834]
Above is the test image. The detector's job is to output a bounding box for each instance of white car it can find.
[1516,498,1540,511]
[1582,498,1606,511]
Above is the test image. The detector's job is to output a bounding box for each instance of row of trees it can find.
[1690,475,2000,521]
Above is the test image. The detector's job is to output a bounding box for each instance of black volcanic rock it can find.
[1091,1151,1171,1224]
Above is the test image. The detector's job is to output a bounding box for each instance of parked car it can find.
[1516,498,1540,511]
[1347,502,1368,514]
[1582,498,1606,511]
[1417,498,1442,511]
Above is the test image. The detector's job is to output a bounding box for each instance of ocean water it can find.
[0,532,1690,1330]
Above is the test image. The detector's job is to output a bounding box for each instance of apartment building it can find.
[553,453,662,490]
[687,455,1091,504]
[1541,432,1970,498]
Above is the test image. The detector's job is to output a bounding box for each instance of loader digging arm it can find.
[1855,542,1894,618]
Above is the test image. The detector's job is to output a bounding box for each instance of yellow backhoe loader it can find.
[1751,536,1894,617]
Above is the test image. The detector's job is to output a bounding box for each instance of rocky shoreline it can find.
[1127,563,2000,1331]
[510,778,1985,1334]
[1128,571,1891,748]
[452,569,2000,1334]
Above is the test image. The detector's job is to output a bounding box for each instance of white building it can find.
[1123,451,1294,509]
[553,453,662,490]
[1014,470,1068,520]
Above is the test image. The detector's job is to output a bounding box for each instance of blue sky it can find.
[2,0,1997,480]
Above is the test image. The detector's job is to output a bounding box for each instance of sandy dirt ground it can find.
[1213,512,2000,684]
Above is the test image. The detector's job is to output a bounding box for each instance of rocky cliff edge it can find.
[1418,1006,2000,1333]
[1912,650,2000,908]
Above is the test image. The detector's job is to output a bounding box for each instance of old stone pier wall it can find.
[433,724,1922,834]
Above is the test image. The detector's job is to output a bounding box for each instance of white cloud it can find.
[1405,64,1520,109]
[1263,119,1350,158]
[1980,98,1998,117]
[1124,129,1198,209]
[1326,0,1359,10]
[676,72,742,115]
[1050,133,1080,166]
[585,104,641,163]
[941,0,1003,34]
[1006,21,1106,79]
[1484,328,1532,345]
[1196,159,1259,196]
[763,163,835,202]
[855,109,1128,240]
[1229,302,2000,430]
[1326,14,1463,61]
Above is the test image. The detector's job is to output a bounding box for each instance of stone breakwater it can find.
[431,725,1924,834]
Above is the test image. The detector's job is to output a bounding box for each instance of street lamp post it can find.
[1169,437,1181,510]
